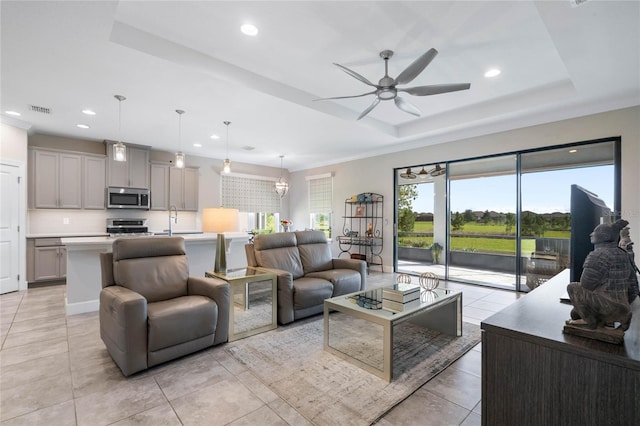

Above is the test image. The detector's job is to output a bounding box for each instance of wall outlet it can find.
[63,217,69,225]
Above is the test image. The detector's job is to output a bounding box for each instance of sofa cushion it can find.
[254,233,305,279]
[292,277,334,310]
[147,295,217,352]
[296,230,333,273]
[254,231,297,251]
[306,269,362,296]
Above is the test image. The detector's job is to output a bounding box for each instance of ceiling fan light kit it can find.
[317,48,471,120]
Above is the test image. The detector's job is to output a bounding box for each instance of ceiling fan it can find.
[400,164,446,180]
[316,49,471,120]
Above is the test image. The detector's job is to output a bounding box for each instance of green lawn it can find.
[401,221,565,254]
[411,221,569,238]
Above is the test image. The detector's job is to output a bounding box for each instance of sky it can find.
[412,165,614,214]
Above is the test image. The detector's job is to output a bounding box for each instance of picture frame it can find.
[355,206,365,217]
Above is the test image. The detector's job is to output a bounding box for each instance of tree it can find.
[522,212,547,237]
[398,184,418,232]
[451,212,465,232]
[505,212,515,235]
[481,210,492,224]
[463,209,475,222]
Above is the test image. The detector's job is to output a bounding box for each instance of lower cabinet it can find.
[27,238,67,283]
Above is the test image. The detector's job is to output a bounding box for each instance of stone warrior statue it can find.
[564,219,639,344]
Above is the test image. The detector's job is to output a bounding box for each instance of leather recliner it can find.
[245,230,366,324]
[99,236,230,376]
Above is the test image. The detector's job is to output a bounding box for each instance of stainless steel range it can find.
[106,218,153,237]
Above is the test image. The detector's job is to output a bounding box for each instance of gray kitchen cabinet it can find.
[32,149,82,209]
[169,166,199,211]
[32,238,66,282]
[106,143,150,189]
[83,155,106,209]
[150,163,170,210]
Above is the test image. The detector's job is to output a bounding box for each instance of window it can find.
[307,173,333,237]
[222,174,281,233]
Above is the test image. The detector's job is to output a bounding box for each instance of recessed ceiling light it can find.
[210,134,220,140]
[82,109,96,115]
[5,110,21,116]
[193,143,202,148]
[484,68,501,78]
[241,23,258,36]
[569,149,578,153]
[76,124,89,129]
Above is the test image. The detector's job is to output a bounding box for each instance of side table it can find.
[206,267,277,341]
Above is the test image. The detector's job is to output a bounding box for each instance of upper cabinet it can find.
[31,149,82,209]
[106,143,150,189]
[150,163,170,210]
[169,166,199,211]
[83,155,106,210]
[29,148,107,210]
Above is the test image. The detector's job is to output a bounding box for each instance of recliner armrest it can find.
[332,258,367,289]
[188,276,230,344]
[99,285,148,376]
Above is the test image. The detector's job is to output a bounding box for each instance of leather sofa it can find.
[245,230,366,324]
[99,236,230,376]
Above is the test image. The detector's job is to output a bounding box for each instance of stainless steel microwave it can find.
[107,187,150,210]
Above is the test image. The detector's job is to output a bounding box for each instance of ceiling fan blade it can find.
[334,63,377,87]
[357,97,380,120]
[394,96,421,117]
[313,90,376,101]
[400,83,471,96]
[395,48,438,85]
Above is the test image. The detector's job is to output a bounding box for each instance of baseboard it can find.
[66,298,99,316]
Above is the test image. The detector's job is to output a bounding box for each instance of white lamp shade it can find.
[202,207,239,233]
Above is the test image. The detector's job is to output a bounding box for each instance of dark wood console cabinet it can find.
[481,269,640,426]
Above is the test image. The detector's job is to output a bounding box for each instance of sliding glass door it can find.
[447,155,517,289]
[394,138,619,291]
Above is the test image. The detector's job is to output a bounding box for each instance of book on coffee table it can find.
[382,283,420,303]
[382,298,421,312]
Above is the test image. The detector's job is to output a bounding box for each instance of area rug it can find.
[225,314,481,425]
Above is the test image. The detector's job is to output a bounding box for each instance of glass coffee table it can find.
[323,284,462,381]
[206,267,277,341]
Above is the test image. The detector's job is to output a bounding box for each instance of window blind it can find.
[222,175,281,213]
[308,175,333,214]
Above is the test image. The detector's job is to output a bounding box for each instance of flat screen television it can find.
[570,184,612,282]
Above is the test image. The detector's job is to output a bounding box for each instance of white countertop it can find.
[61,232,250,246]
[27,232,109,239]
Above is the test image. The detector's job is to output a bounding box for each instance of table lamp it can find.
[202,207,239,274]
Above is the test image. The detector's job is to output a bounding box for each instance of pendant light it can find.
[223,121,231,174]
[274,155,289,198]
[113,95,127,162]
[175,109,185,168]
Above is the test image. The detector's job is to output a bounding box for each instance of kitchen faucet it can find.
[168,204,178,236]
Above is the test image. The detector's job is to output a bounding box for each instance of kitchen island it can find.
[61,233,250,315]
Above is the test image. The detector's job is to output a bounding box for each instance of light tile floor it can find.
[0,274,522,425]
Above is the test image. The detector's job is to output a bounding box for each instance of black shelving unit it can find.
[336,192,383,272]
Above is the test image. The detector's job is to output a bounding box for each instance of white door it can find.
[1,163,20,293]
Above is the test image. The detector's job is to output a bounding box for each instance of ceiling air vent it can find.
[569,0,589,7]
[28,104,52,114]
